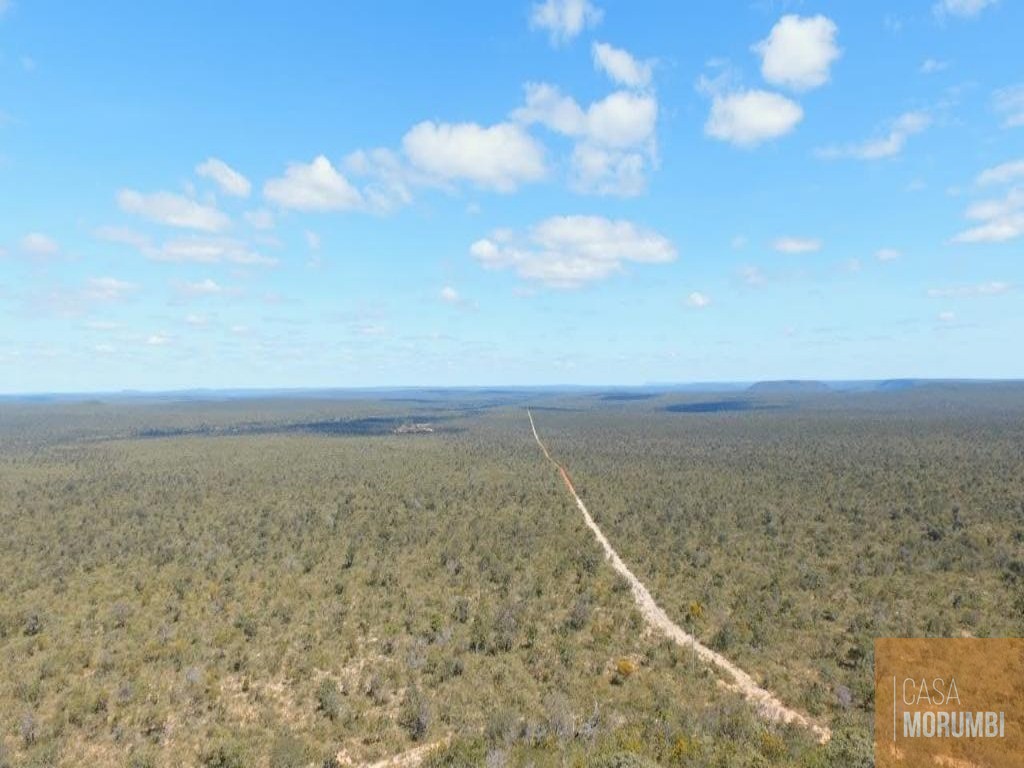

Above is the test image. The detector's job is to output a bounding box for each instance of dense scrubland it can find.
[1,385,1021,767]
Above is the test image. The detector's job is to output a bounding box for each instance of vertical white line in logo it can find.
[893,676,897,741]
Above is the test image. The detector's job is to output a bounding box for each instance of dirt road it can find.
[527,409,831,744]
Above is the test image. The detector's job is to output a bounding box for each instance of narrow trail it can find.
[360,738,449,768]
[527,409,831,744]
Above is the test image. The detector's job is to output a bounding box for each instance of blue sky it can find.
[1,0,1022,392]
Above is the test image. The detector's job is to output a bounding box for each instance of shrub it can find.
[316,678,343,721]
[612,657,636,685]
[399,686,431,741]
[200,739,246,768]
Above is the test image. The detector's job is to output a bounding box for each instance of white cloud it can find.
[952,187,1024,243]
[585,90,658,148]
[933,0,997,18]
[146,333,171,346]
[731,235,748,249]
[927,281,1011,297]
[470,215,676,288]
[938,310,956,323]
[753,14,841,92]
[816,111,930,160]
[344,147,419,212]
[402,121,546,192]
[244,209,275,230]
[773,236,822,253]
[592,42,652,89]
[150,237,277,266]
[687,291,711,308]
[513,83,657,195]
[515,84,657,147]
[920,58,950,74]
[530,0,602,45]
[195,157,251,197]
[976,159,1024,185]
[875,247,901,261]
[514,83,587,135]
[118,189,230,232]
[570,144,647,196]
[83,276,136,302]
[704,89,803,147]
[184,313,207,327]
[305,230,321,250]
[264,155,363,211]
[993,85,1024,128]
[20,232,59,255]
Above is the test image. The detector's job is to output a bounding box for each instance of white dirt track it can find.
[528,409,831,744]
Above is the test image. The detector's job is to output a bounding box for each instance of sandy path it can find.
[527,409,831,744]
[361,738,449,768]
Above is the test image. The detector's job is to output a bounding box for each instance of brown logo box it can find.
[874,638,1023,767]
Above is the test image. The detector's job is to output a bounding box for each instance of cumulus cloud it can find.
[570,144,646,196]
[513,83,657,195]
[773,236,822,253]
[515,84,657,147]
[530,0,602,45]
[402,121,546,192]
[195,157,251,197]
[993,84,1024,128]
[344,147,422,212]
[513,83,586,135]
[585,90,658,147]
[687,291,711,308]
[118,189,230,231]
[816,111,930,160]
[753,14,841,92]
[933,0,998,18]
[976,158,1024,186]
[927,281,1011,297]
[470,215,676,288]
[704,89,803,147]
[952,186,1024,243]
[592,42,653,89]
[875,248,901,261]
[440,286,461,304]
[20,232,59,255]
[264,155,363,211]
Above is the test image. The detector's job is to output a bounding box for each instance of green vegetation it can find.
[1,385,1020,765]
